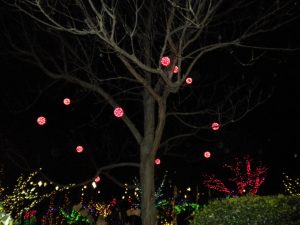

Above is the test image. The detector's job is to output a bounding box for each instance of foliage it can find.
[190,195,300,225]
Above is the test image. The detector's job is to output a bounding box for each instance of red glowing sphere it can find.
[114,107,124,118]
[63,98,71,106]
[185,77,193,84]
[37,116,46,126]
[95,176,101,183]
[173,66,179,73]
[204,151,211,158]
[76,145,84,153]
[160,56,171,67]
[154,158,161,165]
[211,122,220,131]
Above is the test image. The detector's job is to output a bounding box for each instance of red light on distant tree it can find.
[37,116,46,126]
[114,107,124,118]
[95,176,101,183]
[211,122,220,131]
[173,66,179,73]
[160,56,170,67]
[204,151,211,158]
[76,145,84,153]
[185,77,193,84]
[63,98,71,106]
[154,158,161,165]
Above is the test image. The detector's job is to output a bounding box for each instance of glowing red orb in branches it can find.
[185,77,193,84]
[173,66,179,73]
[37,116,46,126]
[160,56,170,67]
[76,145,84,153]
[154,158,161,165]
[114,107,124,118]
[204,151,211,158]
[211,122,220,131]
[63,98,71,106]
[95,176,101,183]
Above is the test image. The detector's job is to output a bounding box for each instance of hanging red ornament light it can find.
[154,158,161,165]
[173,66,179,73]
[95,176,101,183]
[37,116,46,126]
[204,151,211,158]
[160,56,171,67]
[211,122,220,131]
[114,107,124,118]
[76,145,84,153]
[185,77,193,84]
[63,98,71,106]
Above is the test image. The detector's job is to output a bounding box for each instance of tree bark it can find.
[140,148,156,225]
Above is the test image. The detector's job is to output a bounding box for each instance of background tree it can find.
[0,0,299,224]
[202,156,268,197]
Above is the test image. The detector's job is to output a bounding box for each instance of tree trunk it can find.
[140,144,156,225]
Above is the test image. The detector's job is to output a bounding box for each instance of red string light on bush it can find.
[160,56,170,67]
[154,158,161,165]
[185,77,193,84]
[204,151,211,158]
[114,107,124,118]
[173,66,179,73]
[63,98,71,106]
[76,145,84,153]
[211,122,220,131]
[37,116,46,126]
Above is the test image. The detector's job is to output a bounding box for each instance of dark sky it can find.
[0,4,299,196]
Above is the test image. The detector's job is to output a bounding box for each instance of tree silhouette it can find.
[1,0,299,224]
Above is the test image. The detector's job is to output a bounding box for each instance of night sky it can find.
[0,3,299,197]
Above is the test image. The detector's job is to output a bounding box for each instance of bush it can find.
[190,195,300,225]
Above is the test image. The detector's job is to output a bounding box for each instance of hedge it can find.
[190,195,300,225]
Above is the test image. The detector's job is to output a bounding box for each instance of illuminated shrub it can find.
[190,195,300,225]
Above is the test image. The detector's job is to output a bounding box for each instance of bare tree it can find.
[1,0,299,224]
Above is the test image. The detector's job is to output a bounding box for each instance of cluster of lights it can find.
[1,170,71,216]
[283,174,300,196]
[95,202,112,218]
[160,57,195,86]
[203,157,267,197]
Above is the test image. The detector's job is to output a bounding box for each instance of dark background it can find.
[0,4,299,198]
